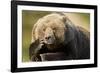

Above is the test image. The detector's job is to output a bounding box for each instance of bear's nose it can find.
[45,36,51,40]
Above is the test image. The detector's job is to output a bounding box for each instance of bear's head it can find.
[32,13,75,50]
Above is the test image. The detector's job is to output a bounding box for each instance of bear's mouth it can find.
[44,39,55,45]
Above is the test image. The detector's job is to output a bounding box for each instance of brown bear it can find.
[29,13,90,61]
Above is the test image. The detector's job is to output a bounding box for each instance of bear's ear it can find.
[55,12,66,23]
[58,13,67,23]
[61,16,66,23]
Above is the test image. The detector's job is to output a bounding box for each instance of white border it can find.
[17,5,94,68]
[17,0,98,5]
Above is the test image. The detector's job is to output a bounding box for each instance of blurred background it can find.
[22,10,90,62]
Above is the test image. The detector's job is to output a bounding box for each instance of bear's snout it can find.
[45,36,51,40]
[44,27,56,45]
[44,36,55,44]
